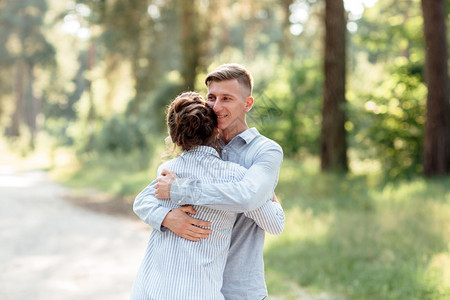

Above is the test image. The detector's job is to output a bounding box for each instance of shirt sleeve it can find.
[133,173,173,232]
[169,141,283,212]
[243,200,285,235]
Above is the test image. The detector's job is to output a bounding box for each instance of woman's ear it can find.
[245,96,254,112]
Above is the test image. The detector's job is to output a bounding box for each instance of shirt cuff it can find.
[150,206,173,232]
[170,178,202,205]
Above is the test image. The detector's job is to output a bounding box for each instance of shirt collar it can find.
[220,127,259,147]
[237,127,259,144]
[181,145,220,158]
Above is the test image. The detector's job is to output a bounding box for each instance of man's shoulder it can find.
[244,127,281,148]
[251,132,283,153]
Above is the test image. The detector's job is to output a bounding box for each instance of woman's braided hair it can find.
[167,91,218,151]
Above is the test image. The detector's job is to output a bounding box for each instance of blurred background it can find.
[0,0,449,299]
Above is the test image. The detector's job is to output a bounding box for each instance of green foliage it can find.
[355,0,424,65]
[95,115,149,154]
[249,59,322,158]
[43,117,74,147]
[346,0,430,179]
[54,110,154,157]
[44,72,183,159]
[2,0,438,180]
[136,77,185,134]
[0,0,443,173]
[3,125,36,156]
[0,0,56,141]
[0,0,56,66]
[350,61,426,179]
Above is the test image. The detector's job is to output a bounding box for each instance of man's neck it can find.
[220,126,249,144]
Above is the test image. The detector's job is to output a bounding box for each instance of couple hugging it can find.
[131,63,284,300]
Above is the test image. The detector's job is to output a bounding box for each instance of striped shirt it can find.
[131,145,284,300]
[168,128,284,299]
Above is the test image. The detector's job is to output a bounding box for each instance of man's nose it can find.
[212,99,222,111]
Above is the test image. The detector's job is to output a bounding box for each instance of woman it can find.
[130,92,284,300]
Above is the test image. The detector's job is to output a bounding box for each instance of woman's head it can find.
[167,92,218,151]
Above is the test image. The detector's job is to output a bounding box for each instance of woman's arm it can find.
[243,196,285,235]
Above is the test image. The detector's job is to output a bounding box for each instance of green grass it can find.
[54,149,162,200]
[51,151,450,300]
[265,159,450,300]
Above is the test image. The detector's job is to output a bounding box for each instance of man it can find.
[134,63,283,299]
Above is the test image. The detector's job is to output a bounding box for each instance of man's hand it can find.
[162,206,212,242]
[155,169,177,199]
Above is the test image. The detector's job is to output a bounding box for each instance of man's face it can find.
[206,79,252,136]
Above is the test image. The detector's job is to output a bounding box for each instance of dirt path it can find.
[0,165,150,300]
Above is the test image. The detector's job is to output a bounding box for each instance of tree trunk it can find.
[24,62,40,148]
[421,0,450,176]
[85,43,97,150]
[320,0,348,172]
[10,60,26,137]
[180,0,200,90]
[280,0,294,59]
[86,42,96,124]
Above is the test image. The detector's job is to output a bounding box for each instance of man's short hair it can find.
[205,63,253,96]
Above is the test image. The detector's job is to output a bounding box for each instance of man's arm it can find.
[134,179,211,242]
[157,142,283,212]
[161,206,212,241]
[243,194,285,235]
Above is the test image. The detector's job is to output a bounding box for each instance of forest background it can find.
[0,0,449,299]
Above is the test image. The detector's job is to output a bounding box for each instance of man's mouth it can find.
[217,115,228,119]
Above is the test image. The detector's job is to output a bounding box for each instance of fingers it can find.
[173,223,212,242]
[156,170,178,199]
[161,169,176,178]
[181,207,211,227]
[155,178,166,186]
[155,177,171,199]
[180,205,196,215]
[182,227,212,241]
[179,215,211,240]
[188,226,212,239]
[191,218,211,228]
[162,207,212,242]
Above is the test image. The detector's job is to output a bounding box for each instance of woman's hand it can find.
[155,169,177,199]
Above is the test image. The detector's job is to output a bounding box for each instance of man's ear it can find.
[245,96,254,112]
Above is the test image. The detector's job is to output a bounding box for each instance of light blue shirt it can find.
[131,144,284,299]
[169,128,284,299]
